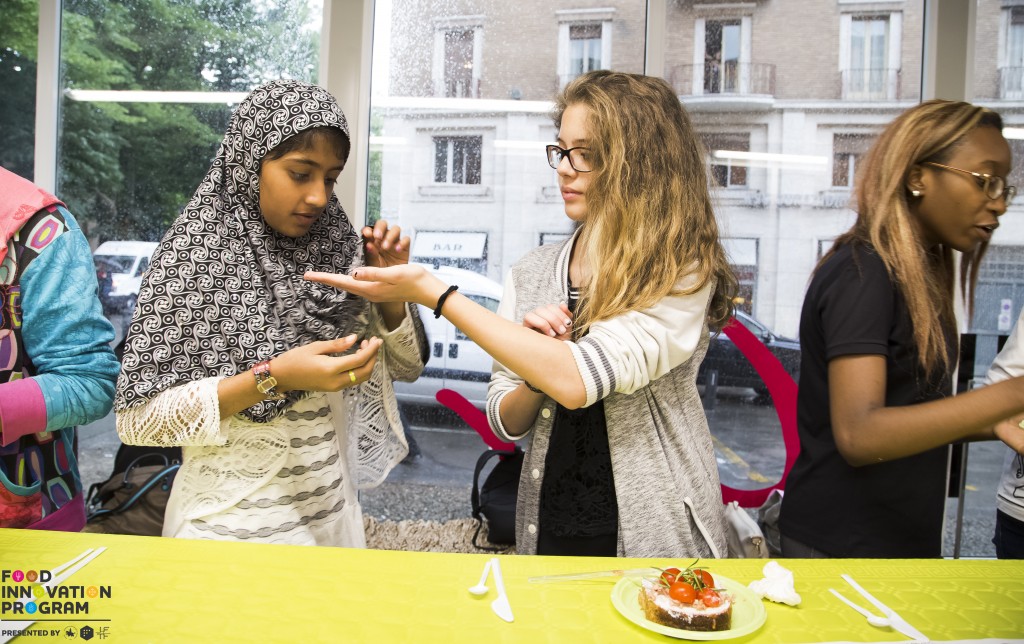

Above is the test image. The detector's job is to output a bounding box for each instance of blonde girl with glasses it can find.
[779,99,1024,558]
[308,70,739,558]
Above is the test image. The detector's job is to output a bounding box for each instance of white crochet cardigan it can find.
[117,304,424,540]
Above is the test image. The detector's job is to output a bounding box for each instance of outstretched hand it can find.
[994,414,1024,455]
[362,220,411,269]
[273,334,382,393]
[305,264,447,308]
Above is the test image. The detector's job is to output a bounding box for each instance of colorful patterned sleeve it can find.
[13,206,119,433]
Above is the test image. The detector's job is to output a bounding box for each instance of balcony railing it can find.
[669,62,776,97]
[840,68,900,101]
[999,67,1024,100]
[434,77,481,99]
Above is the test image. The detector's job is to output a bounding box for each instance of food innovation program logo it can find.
[1,566,112,640]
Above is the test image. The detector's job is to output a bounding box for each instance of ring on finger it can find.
[349,370,357,384]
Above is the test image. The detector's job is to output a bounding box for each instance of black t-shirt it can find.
[779,242,953,557]
[538,283,618,542]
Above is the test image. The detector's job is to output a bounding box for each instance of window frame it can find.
[432,15,484,99]
[692,8,752,96]
[839,10,903,100]
[556,7,616,88]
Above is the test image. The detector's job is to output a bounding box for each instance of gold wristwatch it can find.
[253,359,286,400]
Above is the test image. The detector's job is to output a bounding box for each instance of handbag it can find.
[724,500,770,558]
[756,489,784,557]
[85,447,181,537]
[470,447,523,550]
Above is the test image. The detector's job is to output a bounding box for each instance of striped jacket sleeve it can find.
[569,277,713,408]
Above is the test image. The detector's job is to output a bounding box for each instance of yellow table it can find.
[1,528,1023,642]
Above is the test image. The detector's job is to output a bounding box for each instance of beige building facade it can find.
[375,0,1023,348]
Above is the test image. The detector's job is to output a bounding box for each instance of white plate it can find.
[610,575,767,640]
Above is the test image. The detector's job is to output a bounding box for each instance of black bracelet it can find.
[524,381,543,394]
[433,284,459,318]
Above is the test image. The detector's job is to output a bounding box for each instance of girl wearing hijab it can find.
[0,168,119,531]
[114,80,426,546]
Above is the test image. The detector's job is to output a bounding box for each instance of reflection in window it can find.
[433,136,482,184]
[444,29,476,98]
[723,237,757,314]
[569,24,602,79]
[831,133,874,188]
[556,9,614,88]
[54,0,322,242]
[1001,7,1024,99]
[704,20,740,93]
[0,1,37,180]
[843,14,900,100]
[702,132,749,187]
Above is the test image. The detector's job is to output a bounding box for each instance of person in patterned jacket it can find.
[114,80,425,546]
[0,166,119,531]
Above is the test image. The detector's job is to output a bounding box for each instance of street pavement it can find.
[76,385,1002,558]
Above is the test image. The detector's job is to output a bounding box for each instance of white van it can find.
[93,241,158,313]
[394,264,504,410]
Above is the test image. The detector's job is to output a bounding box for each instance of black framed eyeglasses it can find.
[923,161,1017,206]
[546,145,593,173]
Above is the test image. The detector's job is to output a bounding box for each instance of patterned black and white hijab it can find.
[115,80,367,422]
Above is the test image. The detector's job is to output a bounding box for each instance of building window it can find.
[722,237,757,314]
[557,9,615,88]
[702,133,749,188]
[840,13,901,100]
[569,24,602,78]
[432,17,482,98]
[1001,7,1024,98]
[831,133,874,187]
[444,30,475,97]
[704,20,741,93]
[434,136,482,184]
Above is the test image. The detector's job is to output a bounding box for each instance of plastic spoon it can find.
[469,558,493,596]
[829,589,891,628]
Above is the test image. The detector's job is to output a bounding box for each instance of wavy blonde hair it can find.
[555,70,737,336]
[826,99,1004,375]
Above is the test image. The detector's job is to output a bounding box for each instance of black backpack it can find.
[470,447,523,550]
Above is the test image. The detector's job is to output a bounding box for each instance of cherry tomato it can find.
[669,581,697,604]
[695,569,714,589]
[698,588,722,607]
[660,567,681,586]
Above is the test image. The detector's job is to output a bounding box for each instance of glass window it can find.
[1002,7,1024,99]
[569,24,602,79]
[704,20,740,93]
[56,0,323,243]
[841,12,901,100]
[831,133,874,187]
[556,8,616,88]
[0,0,38,180]
[434,136,482,184]
[443,29,476,98]
[702,132,749,187]
[943,0,1024,558]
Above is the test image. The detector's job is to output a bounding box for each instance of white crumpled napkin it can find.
[747,560,801,606]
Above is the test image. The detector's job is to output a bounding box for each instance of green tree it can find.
[0,0,40,179]
[1,0,322,242]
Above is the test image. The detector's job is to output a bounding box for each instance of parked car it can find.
[697,310,801,397]
[92,241,158,313]
[393,265,504,410]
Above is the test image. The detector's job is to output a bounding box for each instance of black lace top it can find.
[538,282,619,538]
